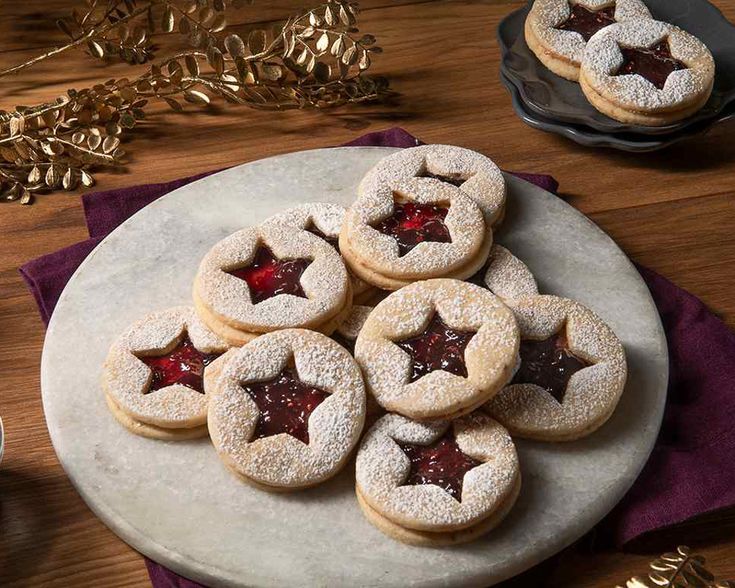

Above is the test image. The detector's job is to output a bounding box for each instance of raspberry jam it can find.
[417,169,466,187]
[243,367,329,444]
[556,4,616,41]
[511,326,590,403]
[373,201,451,257]
[395,314,476,383]
[138,335,220,394]
[227,245,312,304]
[398,431,481,501]
[614,40,686,90]
[306,223,340,251]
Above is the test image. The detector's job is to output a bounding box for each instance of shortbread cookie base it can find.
[106,394,209,440]
[580,71,713,125]
[355,473,520,546]
[524,17,580,81]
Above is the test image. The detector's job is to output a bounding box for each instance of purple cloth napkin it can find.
[19,128,735,587]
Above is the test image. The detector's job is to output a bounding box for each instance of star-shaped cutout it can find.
[243,367,329,444]
[226,245,312,305]
[136,333,220,394]
[372,200,452,257]
[416,168,467,187]
[305,221,340,251]
[398,431,481,502]
[510,322,591,403]
[394,313,476,383]
[613,39,686,90]
[556,3,616,41]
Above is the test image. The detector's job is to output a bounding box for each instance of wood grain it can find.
[1,1,734,586]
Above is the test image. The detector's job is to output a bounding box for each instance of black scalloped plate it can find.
[499,0,735,135]
[500,69,735,151]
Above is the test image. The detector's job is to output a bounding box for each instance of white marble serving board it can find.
[41,147,668,588]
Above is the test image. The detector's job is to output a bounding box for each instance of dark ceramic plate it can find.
[499,0,735,135]
[500,69,735,151]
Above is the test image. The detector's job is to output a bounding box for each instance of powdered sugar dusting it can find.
[529,0,652,62]
[194,224,350,331]
[483,245,539,301]
[102,306,230,427]
[484,295,627,439]
[581,19,714,110]
[335,304,373,340]
[355,279,519,418]
[262,202,346,237]
[356,412,518,530]
[208,329,366,487]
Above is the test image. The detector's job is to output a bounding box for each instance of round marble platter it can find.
[41,147,668,588]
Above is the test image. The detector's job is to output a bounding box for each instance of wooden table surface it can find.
[1,1,734,586]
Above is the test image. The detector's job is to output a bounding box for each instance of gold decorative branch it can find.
[616,546,734,588]
[0,0,390,204]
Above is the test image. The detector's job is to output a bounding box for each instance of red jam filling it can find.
[417,169,466,187]
[556,4,616,41]
[511,326,590,403]
[372,201,451,257]
[306,223,340,251]
[394,314,476,383]
[398,431,481,501]
[227,245,312,305]
[614,40,686,90]
[138,335,220,394]
[243,367,329,444]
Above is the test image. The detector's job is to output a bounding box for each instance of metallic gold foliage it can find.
[617,546,734,588]
[0,0,389,204]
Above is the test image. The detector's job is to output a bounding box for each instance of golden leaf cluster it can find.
[617,546,734,588]
[0,0,390,204]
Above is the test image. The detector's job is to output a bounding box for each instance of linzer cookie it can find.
[580,20,715,125]
[476,244,540,301]
[332,304,373,355]
[358,145,507,227]
[262,202,375,304]
[525,0,652,81]
[102,306,232,440]
[340,177,492,290]
[207,329,366,491]
[355,412,520,546]
[484,295,627,441]
[354,279,519,420]
[193,224,352,345]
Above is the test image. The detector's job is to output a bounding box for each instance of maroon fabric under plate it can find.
[19,128,735,587]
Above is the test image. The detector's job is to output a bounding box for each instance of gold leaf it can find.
[179,16,191,35]
[164,97,183,111]
[56,18,74,38]
[72,131,86,145]
[342,45,358,65]
[207,47,224,75]
[309,12,322,27]
[300,26,315,40]
[80,170,94,187]
[211,14,226,33]
[185,54,200,76]
[102,136,120,154]
[62,167,76,190]
[296,46,309,65]
[213,0,226,11]
[199,6,215,25]
[225,34,245,58]
[306,55,316,73]
[45,165,60,187]
[28,166,41,184]
[261,63,283,81]
[41,110,57,129]
[316,32,330,53]
[20,189,33,205]
[339,5,352,26]
[184,0,197,14]
[359,34,376,46]
[331,36,345,57]
[313,61,330,84]
[120,112,136,128]
[87,134,102,150]
[248,29,266,54]
[9,116,25,137]
[358,49,370,70]
[184,90,210,104]
[324,5,337,26]
[106,122,122,136]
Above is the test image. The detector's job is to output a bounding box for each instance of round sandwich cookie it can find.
[208,329,366,491]
[102,306,233,440]
[331,304,373,355]
[355,412,520,546]
[193,224,352,346]
[580,19,715,125]
[354,279,519,421]
[262,202,375,303]
[358,145,507,227]
[340,177,492,291]
[525,0,652,81]
[469,244,540,301]
[484,295,627,441]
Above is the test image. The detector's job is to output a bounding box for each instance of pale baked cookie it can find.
[484,295,627,441]
[580,19,715,125]
[469,244,539,301]
[102,306,232,440]
[262,202,375,301]
[332,304,373,354]
[193,224,352,344]
[358,145,507,227]
[354,279,519,421]
[355,412,520,545]
[525,0,652,81]
[208,329,366,491]
[340,177,491,291]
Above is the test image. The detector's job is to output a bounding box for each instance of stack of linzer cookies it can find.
[102,145,627,546]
